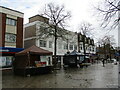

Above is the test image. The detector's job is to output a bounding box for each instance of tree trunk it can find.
[78,33,80,52]
[83,36,86,61]
[54,26,57,68]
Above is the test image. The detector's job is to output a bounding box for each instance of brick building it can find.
[0,6,24,68]
[0,6,24,48]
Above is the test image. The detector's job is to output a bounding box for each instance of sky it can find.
[0,0,118,46]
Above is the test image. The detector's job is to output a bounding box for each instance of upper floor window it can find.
[49,41,52,48]
[64,43,68,50]
[80,35,82,41]
[85,37,87,42]
[80,45,83,50]
[6,18,16,26]
[89,39,91,44]
[40,40,46,47]
[89,47,91,51]
[74,45,77,50]
[69,45,73,50]
[5,33,16,43]
[58,42,62,49]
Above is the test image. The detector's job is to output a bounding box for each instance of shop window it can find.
[40,40,46,47]
[0,56,13,67]
[48,57,51,65]
[6,18,16,26]
[5,33,16,43]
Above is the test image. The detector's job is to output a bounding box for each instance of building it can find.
[96,44,116,61]
[0,6,24,68]
[24,15,96,66]
[78,33,96,55]
[24,15,78,55]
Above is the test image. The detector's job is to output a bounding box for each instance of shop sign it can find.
[0,49,9,52]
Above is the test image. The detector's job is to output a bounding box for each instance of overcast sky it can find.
[0,0,118,46]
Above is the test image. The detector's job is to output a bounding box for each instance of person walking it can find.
[102,59,105,67]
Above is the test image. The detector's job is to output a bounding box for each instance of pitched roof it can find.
[15,45,53,55]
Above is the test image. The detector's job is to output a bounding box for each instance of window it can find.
[80,35,82,40]
[64,44,68,50]
[40,40,46,47]
[74,45,77,50]
[69,45,73,50]
[6,18,16,26]
[80,44,83,50]
[92,47,94,52]
[0,56,13,67]
[85,45,88,50]
[58,42,62,49]
[89,39,91,44]
[85,37,87,42]
[5,33,16,43]
[86,46,88,50]
[49,41,52,48]
[89,47,91,51]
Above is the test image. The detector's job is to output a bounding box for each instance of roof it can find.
[15,45,53,56]
[29,14,49,20]
[0,6,24,14]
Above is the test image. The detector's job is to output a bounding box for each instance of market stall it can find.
[63,50,91,68]
[14,45,53,76]
[63,50,82,68]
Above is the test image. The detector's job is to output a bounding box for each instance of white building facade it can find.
[24,15,96,57]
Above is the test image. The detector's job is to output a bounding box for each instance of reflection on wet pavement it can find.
[2,63,118,88]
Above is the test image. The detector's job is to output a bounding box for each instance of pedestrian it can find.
[102,59,105,67]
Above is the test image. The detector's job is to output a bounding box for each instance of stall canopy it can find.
[69,50,81,55]
[15,45,53,56]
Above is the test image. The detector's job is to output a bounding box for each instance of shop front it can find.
[0,47,24,69]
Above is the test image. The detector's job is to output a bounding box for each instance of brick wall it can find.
[24,39,36,49]
[0,13,6,47]
[24,25,36,38]
[16,17,23,48]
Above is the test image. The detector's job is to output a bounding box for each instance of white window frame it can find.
[40,40,46,47]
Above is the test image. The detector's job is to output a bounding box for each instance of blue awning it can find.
[0,47,24,54]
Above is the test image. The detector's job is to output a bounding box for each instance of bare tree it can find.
[102,35,116,46]
[79,21,93,37]
[78,21,94,60]
[39,3,71,67]
[96,0,120,28]
[97,35,116,60]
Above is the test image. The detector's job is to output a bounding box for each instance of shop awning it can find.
[0,47,24,56]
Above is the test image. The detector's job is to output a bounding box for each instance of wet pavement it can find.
[2,63,119,88]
